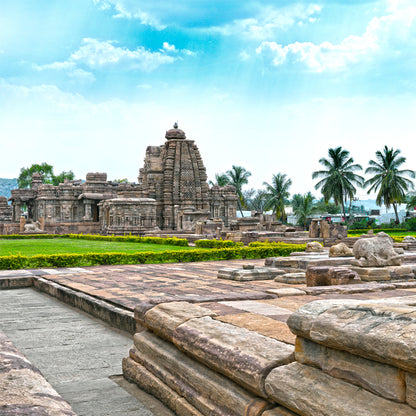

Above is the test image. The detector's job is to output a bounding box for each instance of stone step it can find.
[126,330,271,416]
[265,362,416,416]
[173,315,295,397]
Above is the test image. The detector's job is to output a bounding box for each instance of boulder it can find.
[305,241,325,253]
[404,236,416,243]
[329,243,353,258]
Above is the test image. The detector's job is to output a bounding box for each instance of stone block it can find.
[264,362,416,416]
[123,357,204,416]
[266,288,306,297]
[143,301,215,342]
[217,267,285,281]
[351,266,391,281]
[306,266,331,286]
[407,372,416,409]
[129,330,270,416]
[173,316,294,397]
[328,267,361,285]
[262,407,299,415]
[287,297,416,372]
[329,243,353,257]
[274,273,306,284]
[295,337,406,402]
[389,265,415,280]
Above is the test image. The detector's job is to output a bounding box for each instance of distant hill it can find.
[0,178,18,200]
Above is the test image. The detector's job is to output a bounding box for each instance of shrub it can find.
[194,239,243,248]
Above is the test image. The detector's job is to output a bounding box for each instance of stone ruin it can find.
[309,218,348,239]
[3,124,238,235]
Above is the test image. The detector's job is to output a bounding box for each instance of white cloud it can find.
[205,4,321,39]
[256,2,416,72]
[136,84,152,89]
[162,42,177,53]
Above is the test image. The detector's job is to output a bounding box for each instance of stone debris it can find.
[305,241,325,252]
[217,267,285,281]
[329,242,353,257]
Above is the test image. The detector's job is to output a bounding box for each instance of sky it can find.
[1,0,416,200]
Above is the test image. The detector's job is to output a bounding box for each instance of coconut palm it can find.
[263,173,292,222]
[406,194,416,211]
[312,147,364,221]
[209,173,230,187]
[292,192,315,229]
[365,146,415,223]
[226,166,251,216]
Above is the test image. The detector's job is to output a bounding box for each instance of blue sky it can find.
[1,0,416,199]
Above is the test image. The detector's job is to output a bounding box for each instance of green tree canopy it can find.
[312,146,364,221]
[209,173,230,187]
[18,163,75,189]
[291,192,315,229]
[364,146,415,223]
[244,188,268,212]
[406,194,416,211]
[263,173,292,222]
[226,165,251,216]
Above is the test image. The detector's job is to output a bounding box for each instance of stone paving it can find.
[13,258,416,347]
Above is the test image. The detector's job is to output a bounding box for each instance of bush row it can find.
[194,239,243,248]
[348,229,408,235]
[0,243,306,270]
[0,233,189,246]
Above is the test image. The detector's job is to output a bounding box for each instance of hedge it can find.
[194,239,243,248]
[0,233,189,247]
[348,229,408,235]
[0,243,306,270]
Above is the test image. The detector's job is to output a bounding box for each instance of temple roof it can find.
[165,122,186,140]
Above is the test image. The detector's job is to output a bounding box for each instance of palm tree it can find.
[365,146,415,223]
[209,173,229,187]
[406,194,416,211]
[292,192,315,229]
[263,173,292,222]
[312,147,364,221]
[226,166,251,216]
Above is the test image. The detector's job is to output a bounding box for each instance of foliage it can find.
[348,219,373,230]
[195,239,243,248]
[406,194,416,211]
[0,243,307,270]
[364,146,415,223]
[17,163,76,189]
[291,192,315,229]
[263,173,292,222]
[405,218,416,231]
[244,189,268,212]
[225,165,251,216]
[209,173,230,187]
[312,198,341,214]
[113,178,129,184]
[312,147,364,220]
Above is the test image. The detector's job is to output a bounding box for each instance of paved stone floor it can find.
[0,289,174,416]
[28,259,416,345]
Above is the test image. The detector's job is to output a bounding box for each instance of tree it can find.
[292,192,315,229]
[406,194,416,211]
[209,173,229,187]
[17,163,54,188]
[263,173,292,222]
[313,198,341,214]
[312,147,364,221]
[52,171,75,186]
[113,178,129,184]
[364,146,415,223]
[245,189,268,212]
[226,166,251,216]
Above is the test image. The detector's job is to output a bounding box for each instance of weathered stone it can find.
[352,232,402,267]
[406,372,416,409]
[266,288,306,297]
[389,265,415,280]
[404,236,416,243]
[128,331,270,416]
[274,273,306,284]
[306,266,331,286]
[143,301,215,342]
[264,362,416,416]
[328,267,361,285]
[305,241,325,252]
[173,315,295,397]
[123,357,204,416]
[262,407,299,416]
[351,266,391,281]
[295,337,406,402]
[329,243,353,257]
[287,297,416,372]
[217,267,285,281]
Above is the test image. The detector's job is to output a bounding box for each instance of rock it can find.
[352,232,402,267]
[173,316,295,397]
[328,267,361,285]
[262,407,299,416]
[306,266,331,286]
[407,372,416,409]
[274,273,306,284]
[351,266,391,281]
[218,267,285,281]
[128,330,270,416]
[404,236,416,243]
[329,243,353,257]
[143,302,215,342]
[287,296,416,372]
[395,247,405,254]
[305,241,325,252]
[265,362,416,416]
[266,288,307,297]
[295,336,406,402]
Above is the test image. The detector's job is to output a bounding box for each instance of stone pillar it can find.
[83,201,92,221]
[20,216,26,232]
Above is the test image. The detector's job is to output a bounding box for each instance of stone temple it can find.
[3,125,238,235]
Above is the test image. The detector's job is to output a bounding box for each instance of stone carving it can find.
[0,196,12,223]
[24,220,42,232]
[305,241,324,252]
[329,242,354,257]
[352,232,402,267]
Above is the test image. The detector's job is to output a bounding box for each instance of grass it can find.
[0,238,196,257]
[348,230,416,237]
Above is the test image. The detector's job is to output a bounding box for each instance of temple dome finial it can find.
[165,122,186,140]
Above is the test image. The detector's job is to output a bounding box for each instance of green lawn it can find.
[0,238,195,257]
